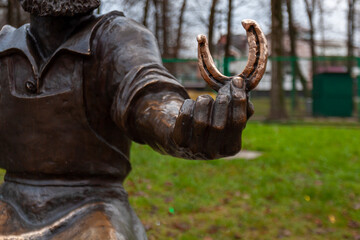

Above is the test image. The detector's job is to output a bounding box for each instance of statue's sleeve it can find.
[108,18,189,154]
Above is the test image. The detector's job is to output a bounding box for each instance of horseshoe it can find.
[197,19,268,92]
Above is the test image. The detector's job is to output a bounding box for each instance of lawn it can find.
[0,123,359,239]
[126,123,360,239]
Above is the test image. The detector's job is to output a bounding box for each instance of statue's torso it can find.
[0,11,178,240]
[0,16,132,180]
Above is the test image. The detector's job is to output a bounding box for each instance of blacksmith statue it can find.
[0,0,268,239]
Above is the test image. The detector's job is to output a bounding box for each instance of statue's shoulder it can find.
[0,24,26,41]
[94,11,155,44]
[0,25,16,38]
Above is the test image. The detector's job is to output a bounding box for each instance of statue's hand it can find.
[171,19,268,159]
[171,77,253,159]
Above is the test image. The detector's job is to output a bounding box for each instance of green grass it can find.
[0,169,4,183]
[126,123,360,239]
[1,123,360,239]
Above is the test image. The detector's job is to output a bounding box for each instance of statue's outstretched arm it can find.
[111,19,267,160]
[115,20,267,160]
[131,77,254,160]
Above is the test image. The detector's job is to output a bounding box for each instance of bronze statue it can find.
[0,1,268,239]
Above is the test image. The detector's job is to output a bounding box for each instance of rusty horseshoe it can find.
[197,19,268,92]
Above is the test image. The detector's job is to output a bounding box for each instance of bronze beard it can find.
[19,0,101,17]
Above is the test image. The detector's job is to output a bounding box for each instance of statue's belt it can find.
[4,173,124,187]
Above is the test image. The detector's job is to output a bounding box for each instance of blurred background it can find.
[103,0,360,122]
[1,0,360,239]
[107,0,358,122]
[2,0,360,121]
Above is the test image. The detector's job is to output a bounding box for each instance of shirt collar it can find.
[0,11,124,59]
[0,11,124,76]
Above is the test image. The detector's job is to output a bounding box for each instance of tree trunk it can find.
[286,0,309,98]
[142,0,150,27]
[7,0,13,26]
[16,0,21,25]
[269,0,287,120]
[225,0,232,58]
[304,0,316,75]
[347,0,356,74]
[7,0,29,27]
[162,0,170,57]
[317,0,325,55]
[174,0,187,58]
[224,0,233,76]
[208,0,219,54]
[152,0,160,43]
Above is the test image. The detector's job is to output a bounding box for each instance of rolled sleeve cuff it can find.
[111,63,189,139]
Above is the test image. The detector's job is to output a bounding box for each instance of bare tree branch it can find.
[174,0,187,58]
[304,0,317,75]
[208,0,219,53]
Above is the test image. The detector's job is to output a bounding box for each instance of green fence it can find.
[163,56,360,120]
[313,73,353,117]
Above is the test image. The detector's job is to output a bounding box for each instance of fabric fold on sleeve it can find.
[111,63,189,141]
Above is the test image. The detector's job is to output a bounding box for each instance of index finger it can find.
[220,77,247,155]
[231,77,247,126]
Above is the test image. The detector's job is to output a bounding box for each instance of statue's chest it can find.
[0,54,130,177]
[0,54,90,173]
[6,54,82,97]
[0,54,85,125]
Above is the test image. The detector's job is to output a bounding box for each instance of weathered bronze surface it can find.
[0,1,268,239]
[197,20,268,92]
